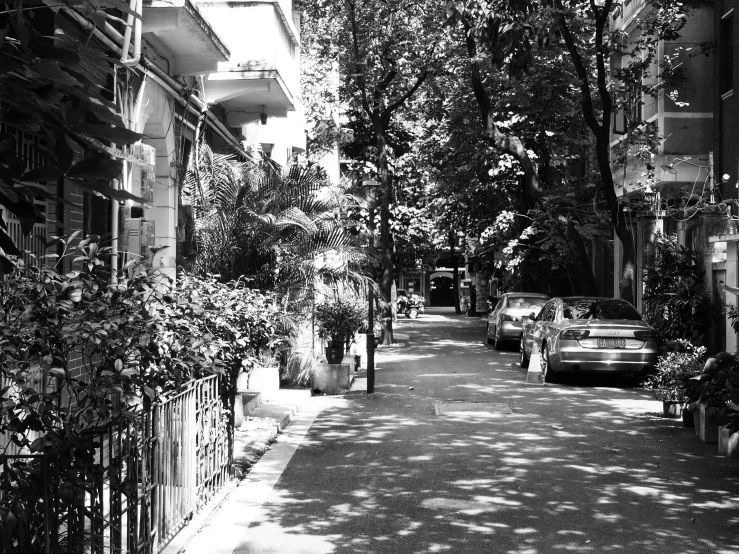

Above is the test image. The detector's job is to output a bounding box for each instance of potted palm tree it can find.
[315,297,366,364]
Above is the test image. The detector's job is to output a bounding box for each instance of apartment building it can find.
[609,0,714,312]
[8,0,306,282]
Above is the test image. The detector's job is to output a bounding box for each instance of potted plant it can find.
[315,296,366,364]
[642,340,705,419]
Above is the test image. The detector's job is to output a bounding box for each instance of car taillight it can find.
[501,314,518,322]
[633,330,657,340]
[561,329,590,339]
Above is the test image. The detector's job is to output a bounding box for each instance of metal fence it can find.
[154,374,231,550]
[0,374,232,554]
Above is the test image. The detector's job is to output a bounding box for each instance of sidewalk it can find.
[161,387,315,554]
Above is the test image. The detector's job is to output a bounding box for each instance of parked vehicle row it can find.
[488,293,659,383]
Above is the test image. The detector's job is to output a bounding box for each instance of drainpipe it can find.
[120,0,142,67]
[111,179,119,283]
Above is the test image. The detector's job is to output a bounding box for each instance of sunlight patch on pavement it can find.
[435,402,513,416]
[592,512,623,522]
[421,497,522,513]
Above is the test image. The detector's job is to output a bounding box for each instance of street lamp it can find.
[363,178,380,394]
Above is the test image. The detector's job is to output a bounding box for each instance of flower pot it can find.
[698,404,720,444]
[718,426,739,457]
[682,409,695,427]
[325,346,344,364]
[693,408,701,435]
[662,401,683,418]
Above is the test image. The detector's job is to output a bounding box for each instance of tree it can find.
[452,0,691,303]
[548,0,689,302]
[304,0,446,343]
[444,5,601,295]
[184,143,368,296]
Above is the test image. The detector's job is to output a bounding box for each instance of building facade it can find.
[7,0,306,283]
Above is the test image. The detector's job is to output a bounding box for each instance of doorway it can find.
[430,276,454,306]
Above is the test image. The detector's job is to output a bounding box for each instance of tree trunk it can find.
[563,218,599,295]
[375,115,394,345]
[450,231,461,314]
[594,133,635,304]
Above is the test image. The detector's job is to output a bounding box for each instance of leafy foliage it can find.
[641,340,705,403]
[183,143,369,293]
[0,235,284,550]
[314,293,366,350]
[642,233,708,344]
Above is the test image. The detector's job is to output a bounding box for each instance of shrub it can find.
[642,340,706,403]
[0,235,285,551]
[642,233,708,345]
[314,293,366,350]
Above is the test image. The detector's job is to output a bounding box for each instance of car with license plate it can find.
[520,296,659,382]
[486,293,550,350]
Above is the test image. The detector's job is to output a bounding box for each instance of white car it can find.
[486,293,550,350]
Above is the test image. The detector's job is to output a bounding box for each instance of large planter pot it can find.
[698,404,721,444]
[312,362,353,394]
[248,365,280,396]
[325,346,344,364]
[718,426,739,457]
[662,401,683,418]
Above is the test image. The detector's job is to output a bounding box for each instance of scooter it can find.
[402,295,425,319]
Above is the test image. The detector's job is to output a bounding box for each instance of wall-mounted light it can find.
[260,105,268,125]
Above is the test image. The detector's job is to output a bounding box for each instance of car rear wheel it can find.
[542,344,557,383]
[407,308,419,319]
[519,338,529,368]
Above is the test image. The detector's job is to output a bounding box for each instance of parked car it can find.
[519,296,659,382]
[486,293,550,350]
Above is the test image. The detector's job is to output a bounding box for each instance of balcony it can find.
[611,0,647,30]
[142,0,230,76]
[196,0,300,127]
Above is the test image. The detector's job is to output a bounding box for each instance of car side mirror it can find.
[529,312,536,320]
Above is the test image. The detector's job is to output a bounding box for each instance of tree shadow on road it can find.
[235,313,739,554]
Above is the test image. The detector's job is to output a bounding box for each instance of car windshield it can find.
[507,297,548,309]
[562,299,642,321]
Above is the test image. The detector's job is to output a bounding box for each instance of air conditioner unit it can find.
[131,143,155,205]
[120,210,155,274]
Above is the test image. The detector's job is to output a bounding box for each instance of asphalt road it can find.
[231,308,739,554]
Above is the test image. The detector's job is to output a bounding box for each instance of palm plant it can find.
[642,233,708,345]
[183,142,372,295]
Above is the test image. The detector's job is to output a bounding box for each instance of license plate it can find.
[598,338,626,348]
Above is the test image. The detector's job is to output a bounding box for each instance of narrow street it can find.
[203,309,739,554]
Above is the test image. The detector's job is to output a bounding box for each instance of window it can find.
[562,299,642,321]
[508,296,549,309]
[537,301,555,322]
[721,14,734,95]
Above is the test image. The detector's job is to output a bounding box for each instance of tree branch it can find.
[385,69,428,117]
[552,0,602,135]
[345,0,371,117]
[593,0,614,129]
[462,19,543,200]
